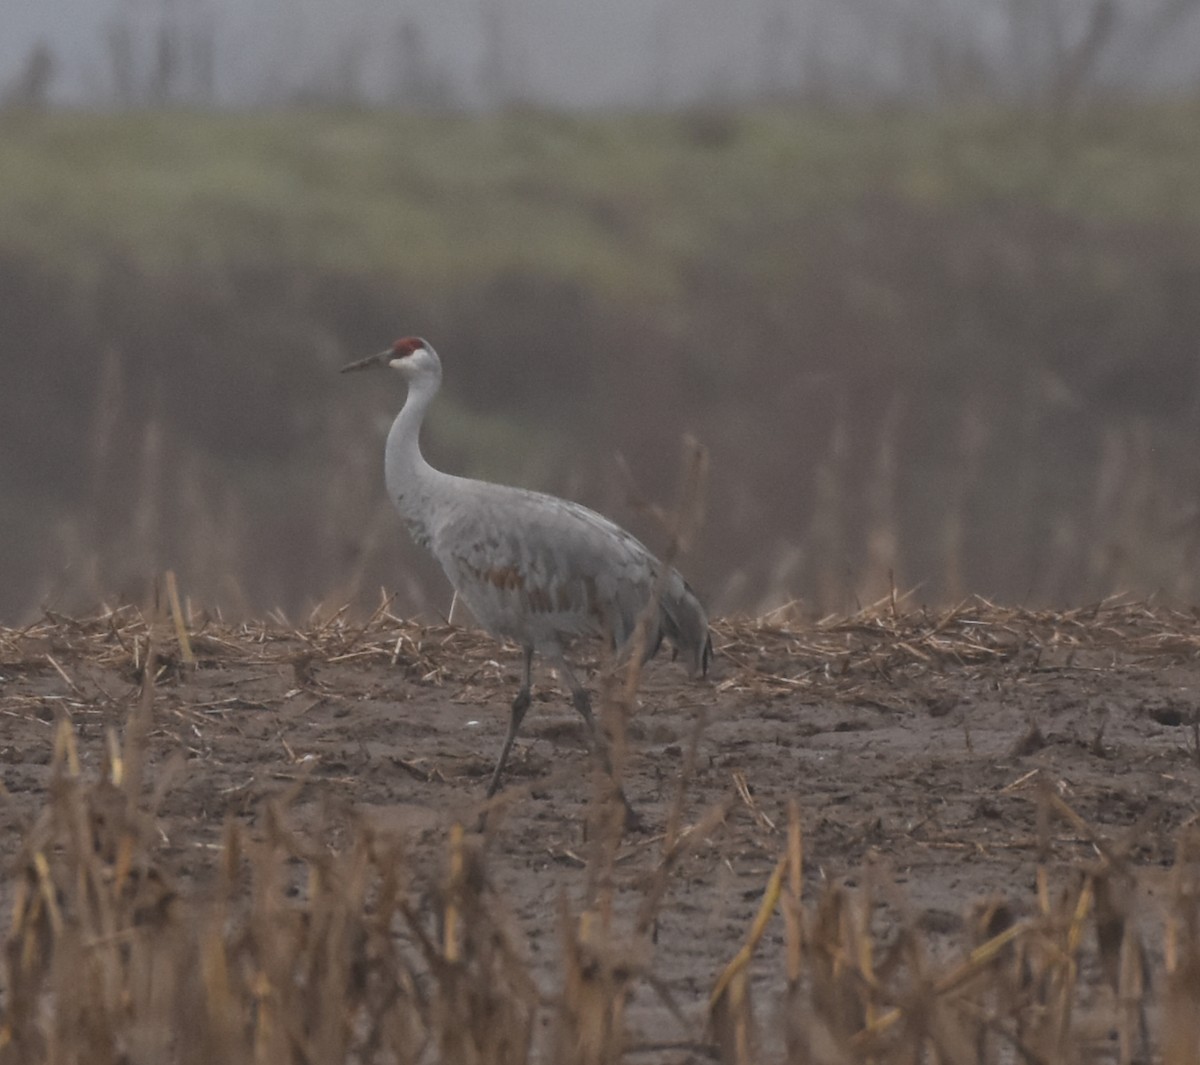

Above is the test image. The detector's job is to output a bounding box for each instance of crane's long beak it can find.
[340,350,392,373]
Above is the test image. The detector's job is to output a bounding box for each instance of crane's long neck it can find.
[384,374,442,537]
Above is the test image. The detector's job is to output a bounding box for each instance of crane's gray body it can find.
[398,471,707,671]
[345,338,710,804]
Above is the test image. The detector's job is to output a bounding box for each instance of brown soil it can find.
[3,599,1200,1059]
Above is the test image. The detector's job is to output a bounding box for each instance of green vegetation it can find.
[4,106,1200,290]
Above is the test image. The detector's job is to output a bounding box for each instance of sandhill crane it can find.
[341,337,711,802]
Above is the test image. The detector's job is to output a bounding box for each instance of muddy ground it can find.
[2,601,1200,1060]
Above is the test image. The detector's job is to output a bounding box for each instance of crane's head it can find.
[340,337,441,384]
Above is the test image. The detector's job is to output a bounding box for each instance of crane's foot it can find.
[620,791,646,833]
[568,688,646,832]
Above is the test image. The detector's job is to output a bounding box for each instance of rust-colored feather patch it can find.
[482,566,524,591]
[527,585,554,613]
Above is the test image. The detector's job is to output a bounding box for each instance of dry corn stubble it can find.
[8,586,1200,1059]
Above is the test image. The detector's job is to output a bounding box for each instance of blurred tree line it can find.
[3,106,1200,621]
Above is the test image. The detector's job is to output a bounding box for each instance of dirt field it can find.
[3,599,1200,1061]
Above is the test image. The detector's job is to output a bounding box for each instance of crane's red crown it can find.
[392,337,426,357]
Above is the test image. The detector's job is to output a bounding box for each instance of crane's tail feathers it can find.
[658,575,712,678]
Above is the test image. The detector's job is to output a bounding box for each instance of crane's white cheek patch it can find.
[390,348,428,369]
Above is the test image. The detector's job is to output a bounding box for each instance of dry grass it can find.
[2,594,1200,1061]
[13,589,1200,693]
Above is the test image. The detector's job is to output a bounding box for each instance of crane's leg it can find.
[550,655,643,831]
[548,655,597,743]
[486,646,534,798]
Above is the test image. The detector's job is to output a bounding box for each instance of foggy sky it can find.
[4,0,1200,109]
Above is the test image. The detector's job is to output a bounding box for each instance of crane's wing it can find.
[428,479,661,652]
